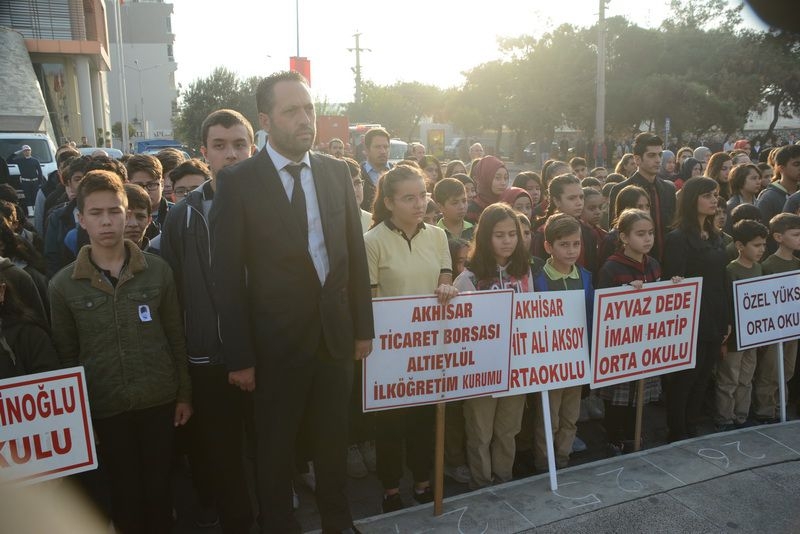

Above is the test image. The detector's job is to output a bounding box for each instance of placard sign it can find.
[0,367,96,485]
[363,290,513,412]
[591,278,702,388]
[733,270,800,351]
[496,289,590,397]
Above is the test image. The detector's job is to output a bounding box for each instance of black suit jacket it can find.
[209,149,374,371]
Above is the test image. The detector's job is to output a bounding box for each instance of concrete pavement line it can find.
[640,456,687,486]
[755,429,800,456]
[501,499,535,526]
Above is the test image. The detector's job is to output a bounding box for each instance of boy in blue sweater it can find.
[532,213,594,470]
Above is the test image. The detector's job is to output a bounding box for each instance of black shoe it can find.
[735,419,758,429]
[413,486,434,505]
[513,448,536,477]
[715,422,736,432]
[193,505,219,528]
[382,493,404,513]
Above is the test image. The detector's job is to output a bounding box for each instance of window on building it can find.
[167,44,174,61]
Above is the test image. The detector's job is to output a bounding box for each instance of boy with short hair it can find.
[49,169,191,534]
[124,183,153,249]
[570,157,588,180]
[155,147,188,202]
[169,158,211,202]
[532,214,593,470]
[433,177,474,240]
[453,173,477,202]
[752,213,800,423]
[715,220,768,430]
[159,108,256,531]
[126,154,172,239]
[756,144,800,252]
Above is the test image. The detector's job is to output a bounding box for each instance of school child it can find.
[715,220,768,430]
[725,163,761,233]
[512,171,543,215]
[598,185,651,266]
[454,203,533,488]
[581,187,607,245]
[49,170,191,534]
[518,213,533,252]
[434,177,474,240]
[752,213,800,423]
[662,177,730,442]
[443,236,472,484]
[599,182,615,230]
[532,214,594,470]
[423,198,441,225]
[510,211,546,475]
[715,197,730,236]
[466,156,509,224]
[532,174,598,275]
[725,203,763,261]
[123,183,153,250]
[452,173,477,203]
[500,186,534,221]
[448,237,471,278]
[343,157,373,233]
[363,164,458,512]
[597,209,668,453]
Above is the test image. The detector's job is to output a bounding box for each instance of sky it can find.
[170,0,768,105]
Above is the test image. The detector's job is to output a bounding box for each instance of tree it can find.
[346,81,445,140]
[173,67,259,150]
[754,30,800,141]
[112,121,136,140]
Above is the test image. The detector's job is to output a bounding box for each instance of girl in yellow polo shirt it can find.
[364,164,458,513]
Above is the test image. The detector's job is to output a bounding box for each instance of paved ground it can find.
[354,421,800,534]
[167,395,799,533]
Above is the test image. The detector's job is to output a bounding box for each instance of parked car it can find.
[445,137,466,160]
[388,139,409,166]
[1,132,57,178]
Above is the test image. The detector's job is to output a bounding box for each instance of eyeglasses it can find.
[173,187,192,197]
[135,181,162,192]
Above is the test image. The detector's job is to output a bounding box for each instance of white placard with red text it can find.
[733,270,800,351]
[0,367,96,485]
[590,278,702,389]
[496,289,590,397]
[363,290,513,412]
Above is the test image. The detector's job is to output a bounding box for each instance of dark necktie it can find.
[285,163,308,243]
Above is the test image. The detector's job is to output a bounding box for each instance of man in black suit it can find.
[209,71,374,534]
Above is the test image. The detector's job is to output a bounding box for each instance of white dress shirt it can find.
[266,142,330,284]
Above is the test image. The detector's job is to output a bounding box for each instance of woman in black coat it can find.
[661,177,730,442]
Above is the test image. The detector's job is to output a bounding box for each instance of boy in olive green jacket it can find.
[49,170,191,534]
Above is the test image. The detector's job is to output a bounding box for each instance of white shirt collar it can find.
[265,140,311,172]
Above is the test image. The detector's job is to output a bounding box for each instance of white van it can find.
[1,132,58,179]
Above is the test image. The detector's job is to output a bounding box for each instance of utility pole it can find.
[595,0,607,166]
[347,33,370,105]
[112,0,130,152]
[295,0,300,57]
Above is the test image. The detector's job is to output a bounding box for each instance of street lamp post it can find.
[125,60,160,138]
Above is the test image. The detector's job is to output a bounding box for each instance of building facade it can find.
[0,0,112,146]
[106,0,177,141]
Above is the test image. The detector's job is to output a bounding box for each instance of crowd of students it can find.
[2,108,799,533]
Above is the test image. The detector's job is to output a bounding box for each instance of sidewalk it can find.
[352,420,800,533]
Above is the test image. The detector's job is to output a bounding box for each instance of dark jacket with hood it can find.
[160,181,222,366]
